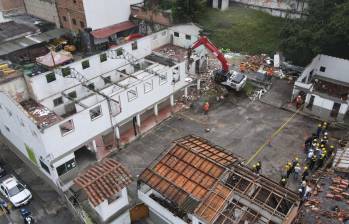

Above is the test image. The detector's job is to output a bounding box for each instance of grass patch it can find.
[197,6,286,55]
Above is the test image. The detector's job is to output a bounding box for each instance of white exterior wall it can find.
[109,210,131,224]
[192,216,206,224]
[138,189,188,224]
[83,0,131,30]
[26,37,152,102]
[94,187,130,222]
[0,92,52,177]
[24,0,60,27]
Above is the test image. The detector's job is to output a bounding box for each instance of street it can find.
[0,142,78,224]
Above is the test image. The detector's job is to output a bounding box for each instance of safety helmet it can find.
[324,132,328,136]
[318,124,322,127]
[330,145,335,149]
[304,166,308,170]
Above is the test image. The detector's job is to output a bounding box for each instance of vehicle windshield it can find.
[8,184,25,197]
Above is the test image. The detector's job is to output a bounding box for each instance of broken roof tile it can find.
[74,159,132,207]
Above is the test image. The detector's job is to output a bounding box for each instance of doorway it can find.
[307,95,315,110]
[330,102,341,118]
[218,0,222,9]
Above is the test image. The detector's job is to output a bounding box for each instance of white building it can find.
[0,25,207,191]
[292,55,349,121]
[74,158,132,224]
[138,135,300,224]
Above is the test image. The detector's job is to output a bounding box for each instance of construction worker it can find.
[328,145,335,158]
[252,164,257,173]
[306,148,314,163]
[294,163,301,180]
[322,121,328,133]
[309,155,317,170]
[295,95,303,109]
[302,166,309,181]
[321,135,328,145]
[239,63,246,73]
[317,153,325,169]
[280,175,287,187]
[203,102,210,115]
[266,67,273,82]
[286,162,293,178]
[255,161,262,174]
[292,157,299,170]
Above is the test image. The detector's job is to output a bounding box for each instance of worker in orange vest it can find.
[203,102,210,115]
[266,67,273,82]
[239,63,246,73]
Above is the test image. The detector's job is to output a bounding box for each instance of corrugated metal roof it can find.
[333,148,349,173]
[91,21,136,39]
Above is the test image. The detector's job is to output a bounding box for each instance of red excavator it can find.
[188,36,247,91]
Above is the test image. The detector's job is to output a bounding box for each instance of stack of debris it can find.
[326,176,349,201]
[241,54,269,73]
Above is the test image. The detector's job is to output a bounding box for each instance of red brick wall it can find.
[0,0,24,11]
[56,0,86,32]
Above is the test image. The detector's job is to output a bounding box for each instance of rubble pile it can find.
[242,54,269,73]
[326,176,349,201]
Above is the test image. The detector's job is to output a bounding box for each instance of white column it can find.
[197,79,201,90]
[154,104,159,116]
[170,95,175,106]
[184,87,188,98]
[92,139,97,152]
[115,126,120,139]
[136,114,141,127]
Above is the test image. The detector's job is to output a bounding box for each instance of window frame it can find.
[100,53,107,62]
[144,80,153,93]
[174,32,179,37]
[89,105,102,121]
[116,48,123,56]
[40,159,50,174]
[127,88,138,102]
[59,119,75,136]
[46,72,56,83]
[56,158,76,176]
[103,76,111,84]
[80,21,85,28]
[53,96,64,107]
[87,83,95,90]
[72,18,77,25]
[159,73,168,85]
[185,34,191,40]
[132,41,138,50]
[81,60,90,69]
[68,91,77,99]
[320,66,326,72]
[62,67,71,77]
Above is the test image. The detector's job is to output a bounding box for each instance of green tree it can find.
[280,0,349,65]
[172,0,205,23]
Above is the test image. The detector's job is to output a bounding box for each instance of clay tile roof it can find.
[74,159,132,207]
[139,135,237,209]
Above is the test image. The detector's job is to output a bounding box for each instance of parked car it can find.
[0,176,32,207]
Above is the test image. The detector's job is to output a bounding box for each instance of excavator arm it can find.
[189,36,229,72]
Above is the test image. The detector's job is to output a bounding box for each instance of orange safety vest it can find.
[203,103,210,112]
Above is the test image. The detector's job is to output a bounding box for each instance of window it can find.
[81,60,90,69]
[100,53,107,62]
[80,21,85,28]
[174,32,179,37]
[72,18,77,25]
[89,105,102,120]
[53,97,63,107]
[56,159,76,176]
[132,41,138,50]
[73,0,77,3]
[159,73,167,85]
[185,34,191,40]
[62,16,67,22]
[172,66,180,83]
[116,48,123,56]
[46,73,56,83]
[87,83,95,90]
[320,66,326,72]
[144,80,153,93]
[127,88,138,101]
[103,76,111,84]
[68,91,77,98]
[4,125,10,132]
[62,67,71,77]
[59,119,74,136]
[40,159,50,174]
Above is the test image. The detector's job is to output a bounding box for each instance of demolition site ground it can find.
[113,79,319,201]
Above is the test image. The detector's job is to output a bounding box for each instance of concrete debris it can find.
[249,88,267,102]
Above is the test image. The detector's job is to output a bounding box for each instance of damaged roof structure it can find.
[138,135,300,224]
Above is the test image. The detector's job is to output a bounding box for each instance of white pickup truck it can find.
[0,176,32,207]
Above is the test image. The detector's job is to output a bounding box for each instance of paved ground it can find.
[0,142,77,224]
[112,79,318,202]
